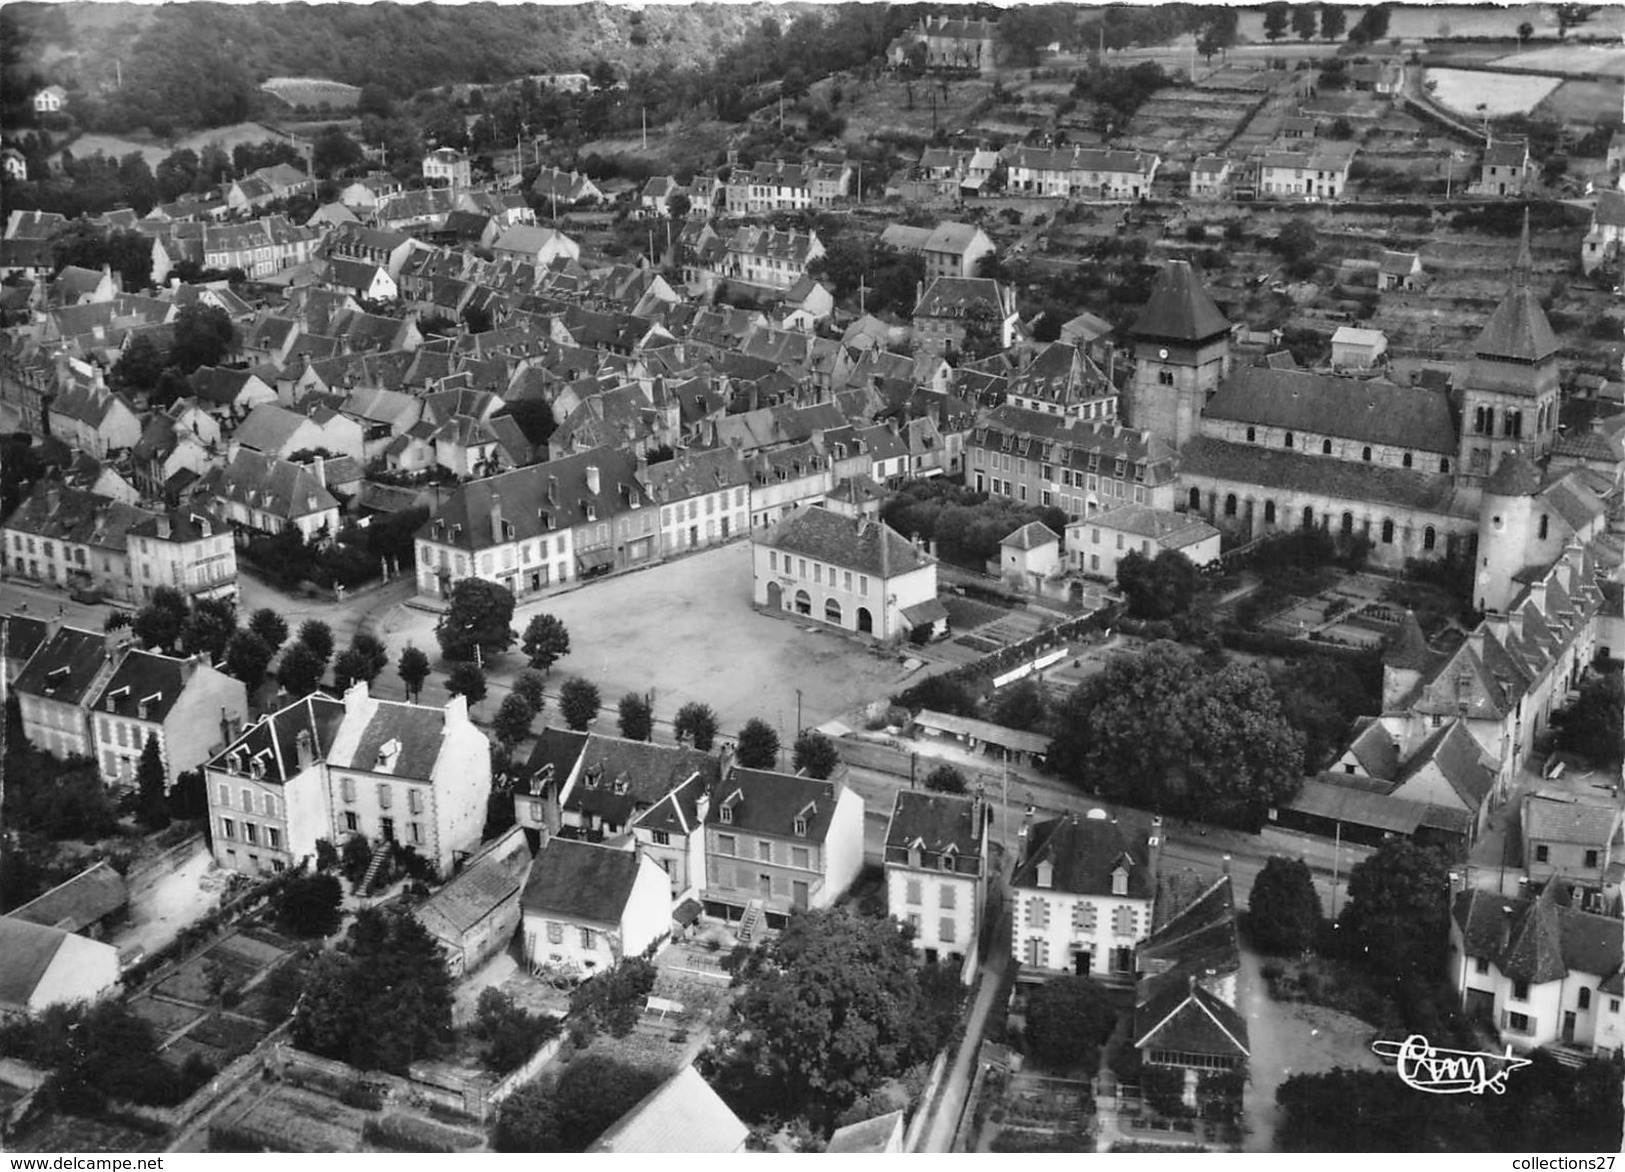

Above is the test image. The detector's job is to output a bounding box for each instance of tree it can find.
[350,632,389,682]
[1553,671,1624,767]
[136,734,170,830]
[1518,20,1534,44]
[736,717,780,769]
[1348,3,1391,45]
[277,640,326,697]
[1248,856,1322,954]
[397,644,431,703]
[997,5,1061,68]
[473,988,561,1076]
[297,619,334,668]
[993,678,1047,732]
[555,678,598,731]
[923,763,968,794]
[1117,548,1199,620]
[247,608,289,654]
[1023,974,1115,1069]
[493,692,537,750]
[1291,4,1319,40]
[167,304,236,374]
[1319,3,1347,40]
[131,586,189,652]
[548,1056,664,1151]
[274,872,342,938]
[446,662,487,708]
[223,629,274,689]
[792,729,840,779]
[438,578,517,663]
[512,670,547,713]
[109,335,165,396]
[290,906,454,1074]
[333,647,373,691]
[311,125,362,178]
[495,1081,561,1152]
[1048,642,1305,828]
[1339,840,1451,983]
[617,692,653,741]
[181,597,236,662]
[674,701,719,750]
[706,906,957,1118]
[520,613,571,672]
[1263,2,1290,41]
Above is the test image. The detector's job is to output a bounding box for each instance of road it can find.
[918,897,1011,1153]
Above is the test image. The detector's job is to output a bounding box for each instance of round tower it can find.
[1476,449,1542,614]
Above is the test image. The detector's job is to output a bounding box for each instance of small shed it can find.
[1330,325,1387,372]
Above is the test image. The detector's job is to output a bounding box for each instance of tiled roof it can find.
[756,506,931,580]
[89,649,193,725]
[2,481,153,552]
[1001,520,1058,550]
[885,789,985,856]
[1344,719,1400,780]
[566,734,721,828]
[1383,610,1435,673]
[1013,813,1155,900]
[1484,140,1528,167]
[333,697,449,781]
[232,403,314,455]
[1393,718,1495,810]
[3,614,50,665]
[1483,449,1542,497]
[9,860,128,933]
[14,626,113,708]
[203,449,338,520]
[913,276,1004,320]
[1286,778,1428,835]
[1179,437,1465,514]
[1204,368,1455,453]
[825,1110,904,1154]
[1078,504,1218,551]
[707,768,845,844]
[414,826,531,942]
[0,918,70,1015]
[1524,791,1621,848]
[521,837,642,925]
[1129,261,1230,344]
[636,447,750,504]
[1472,285,1558,364]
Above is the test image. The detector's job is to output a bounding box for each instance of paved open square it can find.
[380,541,928,740]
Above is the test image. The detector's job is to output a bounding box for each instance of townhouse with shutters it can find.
[125,508,239,604]
[202,682,490,878]
[884,789,992,983]
[701,765,866,934]
[87,647,248,789]
[1011,809,1162,985]
[520,836,672,977]
[2,482,153,602]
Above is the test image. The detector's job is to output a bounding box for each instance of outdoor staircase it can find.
[357,840,391,896]
[737,899,765,945]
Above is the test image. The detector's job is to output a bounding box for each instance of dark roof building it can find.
[1012,811,1156,901]
[1130,259,1231,345]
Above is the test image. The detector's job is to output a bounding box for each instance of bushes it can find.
[567,956,657,1038]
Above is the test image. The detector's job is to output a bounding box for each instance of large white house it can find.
[520,837,671,978]
[885,789,991,983]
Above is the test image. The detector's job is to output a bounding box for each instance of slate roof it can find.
[3,613,50,666]
[1179,436,1465,514]
[335,697,450,782]
[972,406,1176,478]
[1453,884,1624,986]
[1384,610,1435,673]
[1286,778,1428,835]
[1472,285,1559,365]
[14,626,113,708]
[707,768,844,844]
[1524,790,1621,848]
[1484,449,1542,497]
[914,276,1004,320]
[521,837,642,926]
[588,1066,748,1154]
[203,449,338,521]
[89,649,193,725]
[1204,367,1456,453]
[522,727,591,793]
[1393,718,1495,810]
[207,693,347,785]
[636,447,750,504]
[414,827,531,942]
[9,861,128,933]
[825,1110,904,1154]
[566,734,722,828]
[2,482,153,552]
[886,789,985,857]
[0,918,71,1015]
[1013,813,1155,901]
[756,506,931,580]
[1001,520,1058,550]
[1132,976,1250,1058]
[1484,140,1529,167]
[1129,260,1230,344]
[1080,504,1218,551]
[1344,718,1401,780]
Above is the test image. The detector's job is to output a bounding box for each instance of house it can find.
[1257,149,1354,199]
[1378,250,1424,292]
[1451,882,1625,1057]
[726,160,811,216]
[1131,876,1249,1110]
[826,1110,906,1153]
[413,447,657,603]
[2,148,28,182]
[125,509,238,604]
[520,837,671,978]
[722,226,825,292]
[911,277,1017,361]
[588,1066,749,1154]
[1004,146,1159,200]
[998,520,1061,592]
[637,446,752,558]
[1330,325,1387,372]
[88,648,249,789]
[905,15,1000,72]
[1189,156,1233,199]
[1581,189,1625,275]
[702,765,866,934]
[1,483,153,603]
[422,147,472,188]
[46,380,143,460]
[204,683,491,878]
[1481,140,1532,197]
[200,448,341,544]
[549,734,722,854]
[7,860,128,939]
[32,85,67,114]
[413,826,533,978]
[1066,504,1220,581]
[1521,789,1625,913]
[916,222,996,281]
[1011,809,1161,985]
[639,175,681,216]
[0,918,120,1021]
[492,224,580,267]
[191,366,278,421]
[13,625,124,761]
[885,789,992,983]
[2,613,50,685]
[531,166,603,208]
[752,506,939,642]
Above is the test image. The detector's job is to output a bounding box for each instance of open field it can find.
[1425,67,1563,116]
[1534,77,1625,125]
[53,132,169,168]
[1489,43,1625,77]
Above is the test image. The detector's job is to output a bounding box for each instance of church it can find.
[1129,225,1624,605]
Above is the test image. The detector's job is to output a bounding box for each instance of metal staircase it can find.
[737,899,766,945]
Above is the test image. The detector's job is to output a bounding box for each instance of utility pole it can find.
[642,106,648,152]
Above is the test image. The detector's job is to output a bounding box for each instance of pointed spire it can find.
[1514,206,1533,287]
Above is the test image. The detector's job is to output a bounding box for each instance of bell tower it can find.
[1124,260,1231,451]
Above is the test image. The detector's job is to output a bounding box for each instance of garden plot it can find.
[1534,78,1625,125]
[1425,67,1563,117]
[213,1083,371,1152]
[129,994,206,1036]
[1125,89,1258,158]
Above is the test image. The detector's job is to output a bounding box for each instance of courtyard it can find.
[377,541,931,741]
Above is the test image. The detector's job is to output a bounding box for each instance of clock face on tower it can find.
[1158,348,1169,360]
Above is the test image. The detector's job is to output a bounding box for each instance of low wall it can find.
[126,832,206,901]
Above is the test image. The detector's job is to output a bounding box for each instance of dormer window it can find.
[613,775,629,796]
[719,803,733,824]
[793,815,807,836]
[1111,866,1129,896]
[1035,859,1054,889]
[375,738,401,771]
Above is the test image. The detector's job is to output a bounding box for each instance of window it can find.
[1111,905,1135,935]
[906,878,922,905]
[719,804,733,824]
[1284,431,1294,448]
[1508,1011,1531,1033]
[1513,980,1530,1002]
[1381,519,1394,544]
[1402,451,1413,468]
[1585,849,1600,869]
[267,827,281,850]
[1224,493,1237,517]
[222,818,235,839]
[1539,514,1549,541]
[717,833,736,856]
[407,788,422,814]
[344,811,359,832]
[653,830,671,846]
[1579,987,1592,1010]
[940,917,956,944]
[1157,369,1174,386]
[341,776,355,803]
[579,927,596,949]
[1025,896,1051,928]
[410,822,422,844]
[769,551,777,571]
[377,783,391,809]
[1322,439,1333,455]
[1475,956,1489,974]
[758,840,772,862]
[940,885,956,909]
[1246,427,1256,443]
[791,846,809,868]
[1613,999,1621,1013]
[218,783,230,808]
[546,922,564,944]
[1536,845,1549,863]
[1423,526,1436,552]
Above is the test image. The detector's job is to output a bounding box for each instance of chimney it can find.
[311,454,326,488]
[1499,905,1514,954]
[295,728,315,770]
[157,514,171,540]
[220,706,242,747]
[585,465,601,495]
[343,679,370,717]
[547,475,559,505]
[445,692,469,727]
